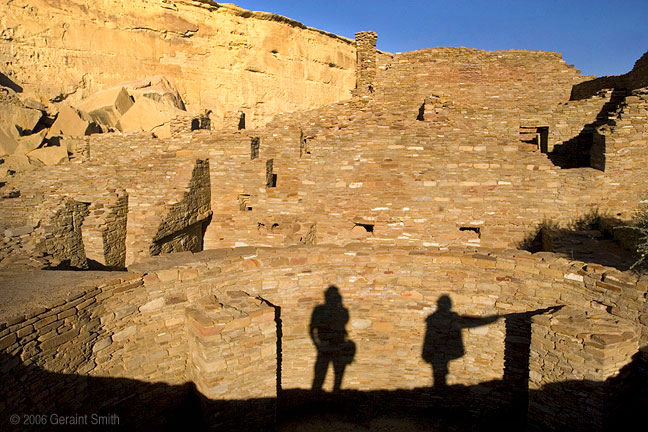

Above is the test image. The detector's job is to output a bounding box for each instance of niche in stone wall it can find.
[266,159,277,188]
[351,223,374,239]
[191,110,212,131]
[251,137,260,160]
[459,226,481,244]
[238,112,246,130]
[299,130,310,157]
[549,132,598,169]
[238,194,252,211]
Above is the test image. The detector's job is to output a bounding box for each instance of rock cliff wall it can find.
[0,0,357,127]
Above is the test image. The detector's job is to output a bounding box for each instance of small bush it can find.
[625,204,648,271]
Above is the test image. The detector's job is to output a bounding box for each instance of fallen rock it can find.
[59,136,86,153]
[76,86,134,129]
[0,102,42,136]
[0,125,19,156]
[151,123,172,139]
[47,105,102,137]
[0,187,20,199]
[121,76,186,110]
[27,145,68,166]
[116,97,188,133]
[15,129,47,154]
[4,225,33,237]
[21,97,48,111]
[0,154,33,178]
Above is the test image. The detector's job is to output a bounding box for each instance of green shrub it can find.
[625,203,648,271]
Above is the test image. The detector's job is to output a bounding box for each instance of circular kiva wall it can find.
[1,246,645,430]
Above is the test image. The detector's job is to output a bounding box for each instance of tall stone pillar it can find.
[186,292,278,431]
[354,31,378,97]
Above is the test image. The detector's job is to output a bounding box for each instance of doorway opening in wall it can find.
[238,112,246,130]
[520,126,548,153]
[537,127,549,153]
[417,103,425,121]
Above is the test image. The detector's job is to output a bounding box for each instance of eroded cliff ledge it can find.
[0,0,357,127]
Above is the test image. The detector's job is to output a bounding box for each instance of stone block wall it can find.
[34,198,90,269]
[187,291,276,430]
[149,159,212,259]
[520,90,613,152]
[570,50,648,100]
[81,189,128,269]
[592,87,648,214]
[528,307,641,432]
[374,47,585,124]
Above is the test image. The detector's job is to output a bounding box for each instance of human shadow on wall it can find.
[422,295,500,388]
[309,285,356,392]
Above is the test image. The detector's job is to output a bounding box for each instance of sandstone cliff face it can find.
[0,0,357,127]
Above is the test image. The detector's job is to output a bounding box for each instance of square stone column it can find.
[528,306,640,432]
[186,291,277,430]
[354,31,378,97]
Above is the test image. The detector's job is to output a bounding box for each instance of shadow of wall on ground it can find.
[2,343,645,431]
[518,213,640,271]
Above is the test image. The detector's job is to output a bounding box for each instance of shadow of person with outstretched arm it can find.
[310,285,356,392]
[422,295,501,388]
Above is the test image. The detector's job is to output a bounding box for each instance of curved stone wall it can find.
[1,246,645,429]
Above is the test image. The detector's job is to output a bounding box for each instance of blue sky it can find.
[233,0,648,77]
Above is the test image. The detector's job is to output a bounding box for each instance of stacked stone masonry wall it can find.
[529,307,641,431]
[1,246,646,429]
[570,51,648,100]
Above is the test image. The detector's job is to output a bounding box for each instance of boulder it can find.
[59,136,86,153]
[120,76,186,110]
[21,96,48,111]
[27,145,68,166]
[151,123,172,139]
[15,129,47,154]
[0,125,19,156]
[0,154,33,179]
[76,86,134,129]
[116,97,188,133]
[0,103,42,135]
[47,105,102,137]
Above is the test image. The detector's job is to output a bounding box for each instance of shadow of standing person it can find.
[422,295,501,388]
[310,285,356,392]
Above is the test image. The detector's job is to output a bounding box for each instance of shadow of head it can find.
[325,285,342,305]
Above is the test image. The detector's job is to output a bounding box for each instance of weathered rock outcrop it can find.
[0,0,357,128]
